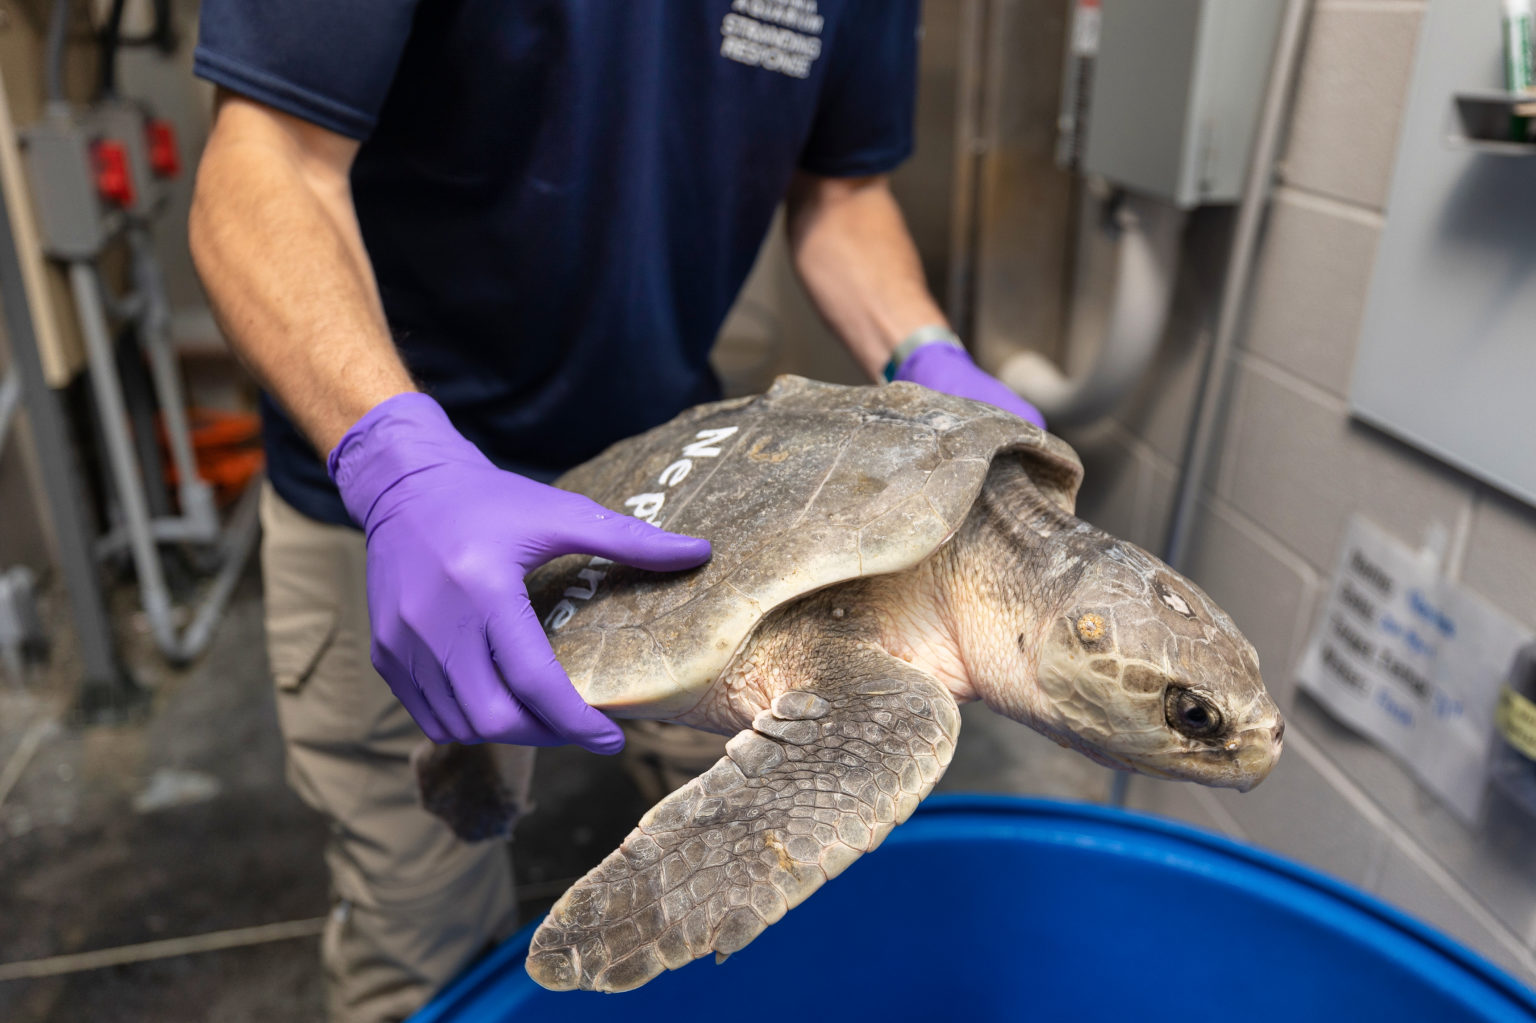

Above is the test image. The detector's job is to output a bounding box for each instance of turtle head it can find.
[1015,538,1282,791]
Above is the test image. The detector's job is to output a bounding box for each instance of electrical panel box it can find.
[1076,0,1285,208]
[20,118,113,260]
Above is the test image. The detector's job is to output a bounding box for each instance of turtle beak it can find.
[1236,715,1284,791]
[1219,714,1284,792]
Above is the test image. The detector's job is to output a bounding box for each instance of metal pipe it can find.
[44,0,70,110]
[95,515,235,556]
[69,260,180,656]
[174,478,261,659]
[127,225,218,542]
[1000,192,1188,426]
[69,261,261,664]
[1161,0,1314,573]
[1109,0,1313,809]
[944,0,989,336]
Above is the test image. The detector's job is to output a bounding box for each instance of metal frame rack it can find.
[0,0,261,712]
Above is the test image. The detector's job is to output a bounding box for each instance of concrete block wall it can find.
[1061,0,1536,985]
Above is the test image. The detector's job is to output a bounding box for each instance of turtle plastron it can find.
[523,641,961,993]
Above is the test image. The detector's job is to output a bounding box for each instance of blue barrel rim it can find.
[411,793,1536,1022]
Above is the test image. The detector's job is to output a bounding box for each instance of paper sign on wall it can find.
[1296,516,1533,824]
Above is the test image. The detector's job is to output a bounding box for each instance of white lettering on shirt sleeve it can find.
[720,2,823,79]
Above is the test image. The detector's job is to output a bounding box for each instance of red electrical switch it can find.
[92,139,136,208]
[146,118,180,178]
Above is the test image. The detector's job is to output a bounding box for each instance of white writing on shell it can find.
[543,426,740,631]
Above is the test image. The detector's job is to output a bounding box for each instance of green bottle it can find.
[1504,0,1535,140]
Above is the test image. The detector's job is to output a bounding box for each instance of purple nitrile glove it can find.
[328,392,711,753]
[894,340,1048,430]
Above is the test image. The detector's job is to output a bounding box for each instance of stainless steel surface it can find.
[962,0,1078,376]
[943,0,987,336]
[773,0,976,387]
[890,0,965,304]
[726,1,1075,385]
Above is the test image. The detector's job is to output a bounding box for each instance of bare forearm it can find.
[189,97,414,455]
[785,173,948,379]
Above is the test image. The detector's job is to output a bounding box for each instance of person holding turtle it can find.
[188,2,1044,1020]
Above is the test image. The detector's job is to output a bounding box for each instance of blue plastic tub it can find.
[412,795,1536,1022]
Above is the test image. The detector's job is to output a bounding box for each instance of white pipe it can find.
[998,191,1187,428]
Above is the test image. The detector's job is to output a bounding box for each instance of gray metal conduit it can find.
[43,0,69,111]
[126,225,219,543]
[1109,0,1313,809]
[69,262,260,664]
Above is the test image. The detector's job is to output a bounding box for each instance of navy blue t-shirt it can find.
[194,0,919,527]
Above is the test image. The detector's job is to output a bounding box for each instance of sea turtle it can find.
[415,374,1283,993]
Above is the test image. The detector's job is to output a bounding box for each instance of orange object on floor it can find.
[159,408,264,506]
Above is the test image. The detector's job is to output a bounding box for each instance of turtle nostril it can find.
[1273,718,1285,745]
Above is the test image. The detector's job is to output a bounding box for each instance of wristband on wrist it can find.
[882,325,965,382]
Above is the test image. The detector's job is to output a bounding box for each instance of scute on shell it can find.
[529,375,1082,716]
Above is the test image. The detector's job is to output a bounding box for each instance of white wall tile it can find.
[1225,364,1471,573]
[940,702,1112,804]
[1242,191,1382,397]
[1110,209,1233,464]
[1280,6,1424,210]
[1124,774,1243,841]
[1061,422,1193,567]
[1183,500,1314,699]
[1063,423,1146,549]
[1140,459,1179,564]
[1207,729,1387,888]
[1460,491,1536,631]
[1373,837,1536,988]
[1285,695,1536,953]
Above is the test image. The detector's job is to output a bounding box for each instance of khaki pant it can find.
[260,485,525,1023]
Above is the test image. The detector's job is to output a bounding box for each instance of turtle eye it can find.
[1165,687,1223,739]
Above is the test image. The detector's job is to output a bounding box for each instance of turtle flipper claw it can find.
[526,658,960,992]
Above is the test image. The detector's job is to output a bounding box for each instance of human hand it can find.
[328,393,711,752]
[893,340,1047,430]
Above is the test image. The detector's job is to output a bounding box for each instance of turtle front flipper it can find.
[526,654,961,992]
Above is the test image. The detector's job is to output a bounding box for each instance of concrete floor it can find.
[0,566,1111,1022]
